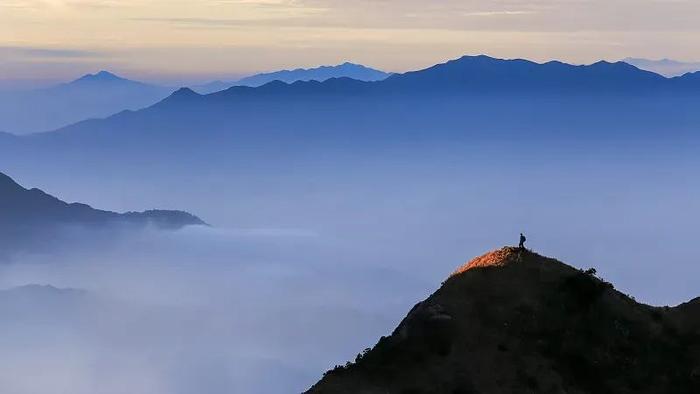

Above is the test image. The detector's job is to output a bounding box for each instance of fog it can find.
[0,226,428,394]
[1,139,699,393]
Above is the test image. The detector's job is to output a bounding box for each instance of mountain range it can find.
[0,63,390,134]
[308,247,700,393]
[1,54,699,217]
[2,55,697,141]
[0,171,205,259]
[191,62,391,94]
[9,56,700,144]
[3,56,698,144]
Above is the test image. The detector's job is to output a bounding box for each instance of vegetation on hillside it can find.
[308,248,700,394]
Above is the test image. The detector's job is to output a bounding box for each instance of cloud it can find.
[0,46,102,59]
[0,0,127,9]
[461,10,536,17]
[0,224,426,393]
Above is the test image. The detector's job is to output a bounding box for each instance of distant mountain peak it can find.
[72,70,127,84]
[590,60,633,68]
[156,87,202,106]
[454,54,502,63]
[95,70,119,78]
[191,62,391,93]
[336,62,371,69]
[255,62,389,79]
[172,87,199,97]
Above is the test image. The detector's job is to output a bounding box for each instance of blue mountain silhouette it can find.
[70,70,133,84]
[192,62,390,94]
[0,171,205,259]
[36,55,697,136]
[0,171,204,228]
[1,55,699,192]
[0,71,175,134]
[379,56,667,93]
[175,55,695,103]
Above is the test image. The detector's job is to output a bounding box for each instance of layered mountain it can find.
[308,247,700,394]
[0,171,205,258]
[0,71,175,134]
[7,56,696,145]
[192,62,390,94]
[1,55,699,204]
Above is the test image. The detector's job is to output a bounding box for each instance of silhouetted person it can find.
[519,233,526,250]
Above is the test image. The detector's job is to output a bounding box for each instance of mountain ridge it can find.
[27,54,699,140]
[0,171,205,228]
[378,55,669,94]
[0,171,206,259]
[192,62,390,94]
[2,53,699,197]
[162,55,699,106]
[16,54,700,140]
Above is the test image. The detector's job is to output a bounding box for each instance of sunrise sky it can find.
[2,0,699,85]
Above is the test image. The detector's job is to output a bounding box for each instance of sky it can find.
[2,0,700,86]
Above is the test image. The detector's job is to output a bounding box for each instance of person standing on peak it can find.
[519,233,527,250]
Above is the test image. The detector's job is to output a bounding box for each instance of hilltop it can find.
[308,247,700,394]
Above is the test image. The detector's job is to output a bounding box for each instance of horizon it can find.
[2,0,700,87]
[1,53,698,91]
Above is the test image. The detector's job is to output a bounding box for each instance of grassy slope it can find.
[308,247,700,394]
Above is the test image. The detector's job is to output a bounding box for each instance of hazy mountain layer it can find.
[1,55,698,243]
[192,62,390,94]
[624,58,700,77]
[0,71,175,134]
[17,56,700,146]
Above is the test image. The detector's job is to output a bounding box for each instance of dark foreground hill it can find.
[0,171,205,258]
[308,247,700,394]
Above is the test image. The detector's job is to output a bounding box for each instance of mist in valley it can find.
[1,138,699,393]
